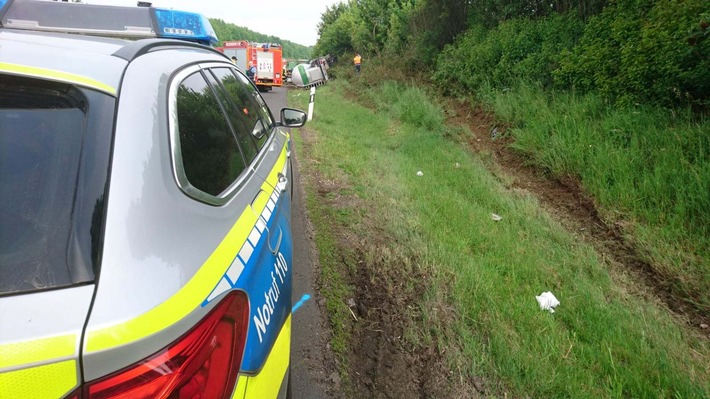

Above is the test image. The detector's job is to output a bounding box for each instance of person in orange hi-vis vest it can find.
[353,52,361,74]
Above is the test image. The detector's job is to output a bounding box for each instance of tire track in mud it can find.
[301,90,708,399]
[449,101,709,336]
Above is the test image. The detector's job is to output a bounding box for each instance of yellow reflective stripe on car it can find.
[233,315,291,398]
[261,139,288,193]
[0,334,76,369]
[0,62,117,96]
[0,360,77,399]
[232,375,248,398]
[86,144,289,353]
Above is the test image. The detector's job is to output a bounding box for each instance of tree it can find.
[407,0,471,66]
[317,2,351,36]
[313,9,357,57]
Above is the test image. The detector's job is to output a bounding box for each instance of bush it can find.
[434,15,584,93]
[555,0,710,108]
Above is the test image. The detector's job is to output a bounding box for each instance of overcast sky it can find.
[84,0,343,46]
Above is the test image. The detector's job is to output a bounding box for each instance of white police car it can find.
[0,0,305,397]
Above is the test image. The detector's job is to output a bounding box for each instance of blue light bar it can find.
[154,8,218,46]
[0,0,219,47]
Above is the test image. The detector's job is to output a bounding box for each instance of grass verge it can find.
[289,81,709,398]
[289,121,357,373]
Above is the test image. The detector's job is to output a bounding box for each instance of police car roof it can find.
[1,29,224,97]
[1,29,129,95]
[0,0,224,95]
[0,0,219,46]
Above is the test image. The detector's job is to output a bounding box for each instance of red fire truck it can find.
[217,41,283,91]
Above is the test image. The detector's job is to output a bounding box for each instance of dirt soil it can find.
[300,95,708,399]
[346,247,462,398]
[300,128,475,398]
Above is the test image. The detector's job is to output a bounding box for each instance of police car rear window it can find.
[0,75,113,295]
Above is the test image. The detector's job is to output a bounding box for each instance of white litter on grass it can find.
[536,291,560,313]
[491,213,503,221]
[416,171,424,176]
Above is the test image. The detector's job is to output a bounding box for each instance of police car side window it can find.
[227,69,273,149]
[250,88,275,133]
[176,71,246,196]
[205,68,260,164]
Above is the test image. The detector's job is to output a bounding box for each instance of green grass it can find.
[288,111,357,364]
[289,81,710,398]
[477,82,710,310]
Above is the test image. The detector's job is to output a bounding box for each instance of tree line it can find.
[314,0,708,109]
[210,19,312,59]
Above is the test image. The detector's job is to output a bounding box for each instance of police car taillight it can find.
[83,291,248,399]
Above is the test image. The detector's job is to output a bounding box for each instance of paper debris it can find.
[491,213,503,221]
[536,291,560,313]
[416,171,424,176]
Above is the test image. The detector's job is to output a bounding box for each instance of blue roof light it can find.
[154,8,218,46]
[0,0,11,15]
[0,0,220,47]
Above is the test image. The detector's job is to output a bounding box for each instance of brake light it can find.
[84,291,248,399]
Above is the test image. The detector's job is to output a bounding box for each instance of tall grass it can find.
[477,82,710,308]
[290,81,710,398]
[372,81,445,130]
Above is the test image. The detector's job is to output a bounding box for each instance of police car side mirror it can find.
[278,108,306,128]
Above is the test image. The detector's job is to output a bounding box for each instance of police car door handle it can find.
[269,227,282,255]
[277,173,288,192]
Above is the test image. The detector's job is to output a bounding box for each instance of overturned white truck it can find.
[291,56,331,88]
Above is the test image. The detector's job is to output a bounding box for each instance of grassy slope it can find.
[478,83,710,310]
[289,81,709,398]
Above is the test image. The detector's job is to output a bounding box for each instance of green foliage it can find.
[315,0,708,109]
[434,15,584,93]
[555,0,710,107]
[312,5,356,57]
[352,0,391,53]
[467,0,607,27]
[313,0,460,68]
[383,0,414,54]
[481,82,710,307]
[314,0,708,109]
[371,81,445,130]
[209,18,311,59]
[407,0,472,67]
[317,2,350,36]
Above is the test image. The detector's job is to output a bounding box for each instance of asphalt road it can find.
[263,86,332,399]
